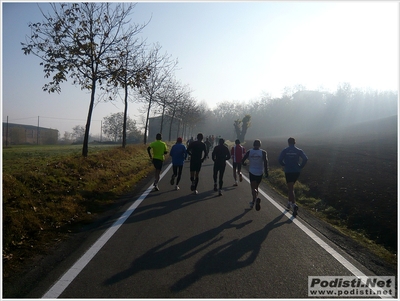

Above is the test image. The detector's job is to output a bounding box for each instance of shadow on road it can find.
[103,211,292,292]
[127,189,217,224]
[103,209,252,286]
[170,212,292,292]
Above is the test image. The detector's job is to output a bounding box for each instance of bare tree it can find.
[233,114,251,142]
[165,81,192,141]
[137,43,178,144]
[176,96,203,139]
[152,77,188,137]
[22,3,137,156]
[107,24,150,147]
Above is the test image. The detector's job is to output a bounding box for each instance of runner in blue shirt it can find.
[278,137,308,217]
[169,137,187,190]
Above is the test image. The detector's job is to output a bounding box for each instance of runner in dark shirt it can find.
[212,138,231,196]
[187,133,208,194]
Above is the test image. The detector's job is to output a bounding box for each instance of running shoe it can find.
[293,204,298,217]
[154,185,160,191]
[239,173,243,182]
[218,189,222,196]
[255,198,261,211]
[233,182,238,187]
[170,175,175,185]
[286,203,291,211]
[194,190,198,195]
[176,185,180,190]
[214,183,218,191]
[249,201,255,209]
[191,182,195,191]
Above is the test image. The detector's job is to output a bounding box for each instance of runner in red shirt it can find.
[231,139,246,186]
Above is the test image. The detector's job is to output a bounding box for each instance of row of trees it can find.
[22,3,204,156]
[187,84,398,142]
[57,83,398,146]
[22,4,398,152]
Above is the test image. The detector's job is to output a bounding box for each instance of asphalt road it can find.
[29,158,391,298]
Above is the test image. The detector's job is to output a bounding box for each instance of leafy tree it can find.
[72,125,85,143]
[22,3,137,156]
[60,131,73,144]
[103,112,139,142]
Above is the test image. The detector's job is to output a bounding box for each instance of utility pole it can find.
[6,116,9,147]
[37,116,39,145]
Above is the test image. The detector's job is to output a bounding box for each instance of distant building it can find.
[2,123,59,145]
[148,115,181,142]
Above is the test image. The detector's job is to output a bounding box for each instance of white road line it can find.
[227,161,392,299]
[42,164,172,299]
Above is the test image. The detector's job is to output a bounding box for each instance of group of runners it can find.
[147,133,308,216]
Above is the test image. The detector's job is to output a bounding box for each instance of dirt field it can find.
[255,116,398,252]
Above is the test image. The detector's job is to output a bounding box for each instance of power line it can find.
[39,116,102,122]
[5,116,102,122]
[7,116,37,121]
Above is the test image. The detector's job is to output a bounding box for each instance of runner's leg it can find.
[176,165,183,185]
[219,164,226,189]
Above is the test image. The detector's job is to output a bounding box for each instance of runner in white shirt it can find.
[241,139,269,210]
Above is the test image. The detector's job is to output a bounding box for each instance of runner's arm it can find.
[226,147,231,160]
[241,150,250,165]
[147,146,152,159]
[299,150,308,168]
[202,144,208,161]
[263,150,269,177]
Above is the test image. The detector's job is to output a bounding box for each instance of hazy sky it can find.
[2,1,398,136]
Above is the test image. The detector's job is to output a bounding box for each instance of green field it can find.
[3,144,114,172]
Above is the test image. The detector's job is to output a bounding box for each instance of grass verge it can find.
[3,144,157,278]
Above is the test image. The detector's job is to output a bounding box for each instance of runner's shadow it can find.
[170,212,292,292]
[103,210,252,286]
[129,189,218,224]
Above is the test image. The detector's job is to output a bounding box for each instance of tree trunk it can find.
[168,108,176,141]
[122,84,128,148]
[160,105,165,135]
[143,97,152,144]
[82,79,96,157]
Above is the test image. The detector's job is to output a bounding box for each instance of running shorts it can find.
[249,172,263,184]
[152,158,163,170]
[232,162,242,172]
[190,160,202,172]
[285,172,300,184]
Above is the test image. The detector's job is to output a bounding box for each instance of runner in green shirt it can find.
[147,133,168,191]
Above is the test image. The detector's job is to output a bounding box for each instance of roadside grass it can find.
[2,143,157,277]
[265,168,397,266]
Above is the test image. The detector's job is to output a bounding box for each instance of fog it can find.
[193,85,398,142]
